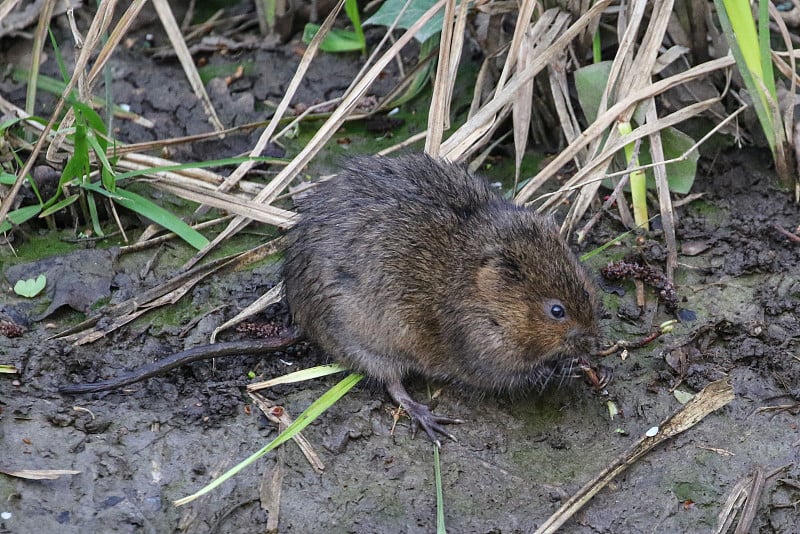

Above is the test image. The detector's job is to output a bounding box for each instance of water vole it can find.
[283,154,600,442]
[60,154,600,444]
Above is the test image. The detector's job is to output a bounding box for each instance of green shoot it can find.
[617,121,648,231]
[592,30,602,64]
[303,0,366,54]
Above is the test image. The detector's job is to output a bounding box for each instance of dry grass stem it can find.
[201,0,348,208]
[148,180,294,227]
[151,0,223,132]
[25,0,55,118]
[425,0,459,156]
[249,391,325,472]
[119,216,233,254]
[52,239,283,344]
[442,0,613,161]
[646,102,678,282]
[183,0,447,270]
[511,21,537,189]
[516,55,735,205]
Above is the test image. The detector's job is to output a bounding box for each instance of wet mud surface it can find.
[2,12,800,534]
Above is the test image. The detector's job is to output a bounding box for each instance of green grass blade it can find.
[303,24,365,53]
[48,28,70,83]
[757,0,776,97]
[45,121,90,209]
[0,172,17,185]
[80,183,210,250]
[70,99,109,137]
[175,373,364,506]
[344,0,366,55]
[434,444,446,534]
[250,364,349,388]
[39,194,79,217]
[87,135,116,180]
[85,190,104,237]
[0,205,43,233]
[714,0,775,151]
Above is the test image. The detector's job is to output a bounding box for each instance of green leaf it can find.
[13,274,47,298]
[86,134,116,191]
[0,205,43,233]
[175,373,363,506]
[0,172,17,185]
[71,99,108,137]
[638,127,698,195]
[81,183,210,250]
[364,0,443,43]
[39,194,80,217]
[302,24,365,53]
[714,0,776,152]
[574,61,613,124]
[86,190,104,237]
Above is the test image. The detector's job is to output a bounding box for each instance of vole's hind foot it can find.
[387,380,463,446]
[408,404,463,446]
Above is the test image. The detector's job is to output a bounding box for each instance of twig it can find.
[773,223,800,243]
[594,321,676,357]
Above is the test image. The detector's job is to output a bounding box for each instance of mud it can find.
[2,6,800,534]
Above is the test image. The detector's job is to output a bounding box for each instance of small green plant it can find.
[1,33,218,249]
[617,121,649,230]
[714,0,793,186]
[571,59,699,235]
[13,275,47,298]
[303,0,366,54]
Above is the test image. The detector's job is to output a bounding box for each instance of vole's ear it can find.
[478,250,523,286]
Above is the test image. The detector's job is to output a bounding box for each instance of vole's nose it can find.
[567,327,597,354]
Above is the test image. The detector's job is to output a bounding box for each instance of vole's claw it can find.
[386,380,461,444]
[407,403,462,444]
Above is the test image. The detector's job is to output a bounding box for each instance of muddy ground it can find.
[2,5,800,534]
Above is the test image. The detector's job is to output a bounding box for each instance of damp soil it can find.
[2,9,800,534]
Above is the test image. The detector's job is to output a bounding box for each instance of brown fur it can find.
[282,154,600,439]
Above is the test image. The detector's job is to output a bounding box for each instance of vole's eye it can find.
[543,299,567,321]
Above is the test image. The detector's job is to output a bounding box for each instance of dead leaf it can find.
[0,469,81,480]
